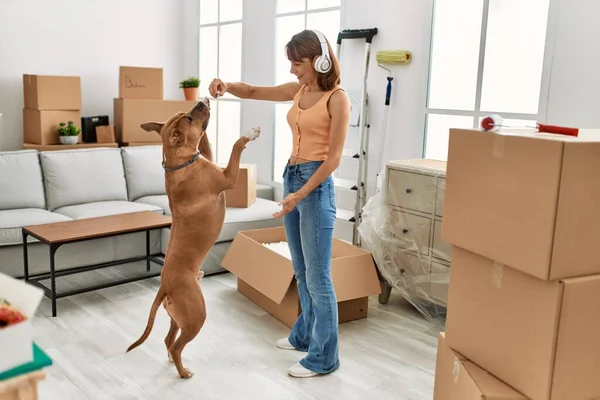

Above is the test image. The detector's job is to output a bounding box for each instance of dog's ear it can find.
[140,121,164,134]
[169,130,186,146]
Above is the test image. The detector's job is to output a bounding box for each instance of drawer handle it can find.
[402,229,408,234]
[405,188,412,194]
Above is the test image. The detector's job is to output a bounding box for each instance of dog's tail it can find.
[126,287,166,353]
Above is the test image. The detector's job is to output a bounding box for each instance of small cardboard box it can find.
[221,227,382,328]
[442,128,600,280]
[218,163,257,208]
[119,66,163,100]
[113,98,197,143]
[23,74,81,110]
[0,273,44,374]
[95,125,116,143]
[445,246,600,400]
[433,332,527,400]
[23,109,82,145]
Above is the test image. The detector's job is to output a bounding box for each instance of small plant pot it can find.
[60,135,79,145]
[183,87,199,101]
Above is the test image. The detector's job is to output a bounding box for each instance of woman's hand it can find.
[209,79,228,98]
[273,192,302,218]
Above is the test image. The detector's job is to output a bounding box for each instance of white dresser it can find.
[378,159,451,308]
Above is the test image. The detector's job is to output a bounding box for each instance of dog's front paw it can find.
[243,126,261,141]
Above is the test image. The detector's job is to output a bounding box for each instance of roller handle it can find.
[385,77,393,106]
[537,123,579,137]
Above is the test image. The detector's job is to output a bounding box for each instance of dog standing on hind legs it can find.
[125,97,260,379]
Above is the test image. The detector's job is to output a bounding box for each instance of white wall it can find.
[0,0,185,151]
[545,0,600,128]
[339,0,434,196]
[232,0,435,195]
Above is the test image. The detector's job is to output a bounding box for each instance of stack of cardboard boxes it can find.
[22,74,83,147]
[434,127,600,400]
[114,66,197,146]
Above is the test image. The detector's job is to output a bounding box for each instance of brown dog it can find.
[126,97,260,379]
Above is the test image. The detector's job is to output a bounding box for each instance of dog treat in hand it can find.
[0,298,27,329]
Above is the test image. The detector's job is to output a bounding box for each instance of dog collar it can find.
[162,151,201,172]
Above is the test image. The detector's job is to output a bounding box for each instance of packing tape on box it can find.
[492,133,506,158]
[492,262,504,288]
[453,359,461,384]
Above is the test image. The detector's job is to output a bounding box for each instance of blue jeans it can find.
[282,161,340,374]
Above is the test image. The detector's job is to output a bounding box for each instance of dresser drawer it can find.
[390,251,430,299]
[387,210,432,256]
[435,177,445,217]
[387,169,437,213]
[433,219,452,262]
[429,261,450,305]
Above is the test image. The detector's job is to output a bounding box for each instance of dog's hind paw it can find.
[243,126,261,140]
[180,368,194,379]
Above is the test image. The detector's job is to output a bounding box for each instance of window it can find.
[272,0,341,182]
[199,0,243,163]
[424,0,551,161]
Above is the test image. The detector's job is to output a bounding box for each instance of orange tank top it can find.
[287,84,345,161]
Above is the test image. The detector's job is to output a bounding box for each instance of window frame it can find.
[198,0,244,164]
[422,0,559,160]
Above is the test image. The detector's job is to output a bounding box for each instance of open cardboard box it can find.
[221,226,382,328]
[0,273,44,374]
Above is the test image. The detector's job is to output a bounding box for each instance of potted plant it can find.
[57,121,80,145]
[179,76,200,101]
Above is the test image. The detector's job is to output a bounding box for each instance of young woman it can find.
[209,29,350,378]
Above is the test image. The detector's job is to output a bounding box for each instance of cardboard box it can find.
[119,66,163,99]
[0,273,44,374]
[113,98,197,143]
[433,332,526,400]
[445,246,600,400]
[219,163,257,208]
[95,125,116,143]
[221,227,382,328]
[442,128,600,280]
[23,74,81,110]
[23,109,82,145]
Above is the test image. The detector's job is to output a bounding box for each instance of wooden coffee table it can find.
[22,211,172,317]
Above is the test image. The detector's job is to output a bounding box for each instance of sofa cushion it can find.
[0,150,46,211]
[121,146,166,201]
[135,195,170,215]
[218,198,283,242]
[256,184,274,200]
[40,148,128,211]
[0,208,72,247]
[53,201,163,220]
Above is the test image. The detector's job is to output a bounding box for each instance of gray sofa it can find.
[0,146,282,279]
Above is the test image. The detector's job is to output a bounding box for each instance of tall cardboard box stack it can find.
[22,74,82,145]
[114,66,197,145]
[433,128,600,400]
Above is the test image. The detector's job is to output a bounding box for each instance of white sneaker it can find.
[276,337,296,350]
[288,362,318,378]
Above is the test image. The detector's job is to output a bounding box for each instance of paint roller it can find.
[375,50,412,176]
[481,114,579,137]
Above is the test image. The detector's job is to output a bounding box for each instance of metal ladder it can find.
[335,28,378,247]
